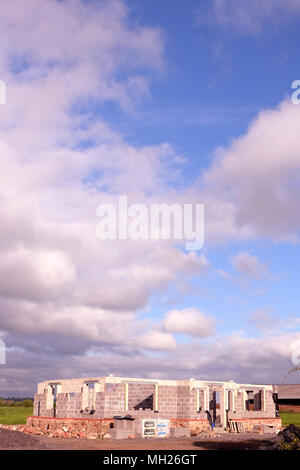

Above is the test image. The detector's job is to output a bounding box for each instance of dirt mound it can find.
[0,428,48,450]
[277,424,300,450]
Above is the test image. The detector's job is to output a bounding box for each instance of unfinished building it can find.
[28,375,281,438]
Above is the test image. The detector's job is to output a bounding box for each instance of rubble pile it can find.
[0,423,108,440]
[276,424,300,450]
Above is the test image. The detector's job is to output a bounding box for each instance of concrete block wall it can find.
[176,385,190,419]
[57,390,107,420]
[188,387,207,420]
[228,390,276,420]
[33,393,48,417]
[93,390,105,419]
[234,391,244,413]
[185,388,205,420]
[172,419,211,434]
[265,390,276,415]
[128,383,154,410]
[55,392,82,419]
[157,385,178,418]
[188,387,197,418]
[33,376,278,426]
[103,382,126,417]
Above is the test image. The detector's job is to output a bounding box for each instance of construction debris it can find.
[276,424,300,450]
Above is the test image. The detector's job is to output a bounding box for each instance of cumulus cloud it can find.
[164,307,216,338]
[200,99,300,243]
[135,331,177,351]
[0,0,214,394]
[231,252,268,280]
[2,329,300,396]
[0,0,195,364]
[0,0,299,395]
[0,248,76,301]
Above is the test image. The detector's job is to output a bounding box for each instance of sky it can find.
[0,0,300,396]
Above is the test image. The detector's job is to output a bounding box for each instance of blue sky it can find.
[97,0,300,194]
[115,2,300,341]
[0,0,300,395]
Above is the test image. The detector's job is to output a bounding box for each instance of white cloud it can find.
[231,252,268,280]
[197,0,300,35]
[0,0,206,370]
[0,248,76,301]
[2,329,300,396]
[0,0,299,394]
[135,331,177,351]
[199,99,300,243]
[164,307,216,338]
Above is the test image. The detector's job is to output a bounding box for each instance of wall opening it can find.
[210,389,221,426]
[245,390,254,411]
[81,382,97,412]
[48,383,60,417]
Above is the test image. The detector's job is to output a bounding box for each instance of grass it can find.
[280,411,300,427]
[0,406,33,425]
[0,406,299,429]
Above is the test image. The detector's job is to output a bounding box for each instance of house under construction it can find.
[27,375,281,438]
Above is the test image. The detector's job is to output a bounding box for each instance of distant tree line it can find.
[0,398,33,407]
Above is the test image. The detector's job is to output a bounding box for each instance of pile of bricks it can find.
[0,416,212,440]
[0,423,106,439]
[22,416,113,439]
[228,417,281,433]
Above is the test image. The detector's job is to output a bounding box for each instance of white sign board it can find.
[142,419,156,438]
[157,419,170,438]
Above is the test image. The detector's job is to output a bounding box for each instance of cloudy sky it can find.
[0,0,300,396]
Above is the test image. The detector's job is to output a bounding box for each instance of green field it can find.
[280,412,300,427]
[0,406,33,425]
[0,406,299,428]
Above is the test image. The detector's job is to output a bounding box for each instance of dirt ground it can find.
[279,404,300,413]
[0,428,277,450]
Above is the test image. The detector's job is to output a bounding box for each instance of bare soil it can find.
[0,428,276,450]
[0,428,48,450]
[279,404,300,413]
